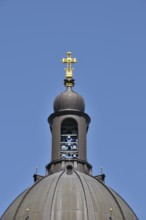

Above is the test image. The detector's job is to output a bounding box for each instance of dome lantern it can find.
[47,52,92,175]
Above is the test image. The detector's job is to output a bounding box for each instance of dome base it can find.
[46,158,92,175]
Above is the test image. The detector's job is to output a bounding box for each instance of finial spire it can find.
[62,52,77,88]
[62,52,77,78]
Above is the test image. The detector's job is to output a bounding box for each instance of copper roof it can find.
[1,171,138,220]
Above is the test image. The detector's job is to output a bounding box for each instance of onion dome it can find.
[1,170,138,220]
[54,51,85,112]
[54,87,85,112]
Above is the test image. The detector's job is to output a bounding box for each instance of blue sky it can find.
[0,1,145,219]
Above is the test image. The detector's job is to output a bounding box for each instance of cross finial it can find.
[62,52,77,79]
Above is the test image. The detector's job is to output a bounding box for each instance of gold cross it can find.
[62,52,77,78]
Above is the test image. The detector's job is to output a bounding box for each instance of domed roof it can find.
[54,87,85,112]
[1,171,138,220]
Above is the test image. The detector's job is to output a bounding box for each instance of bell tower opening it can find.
[60,118,78,159]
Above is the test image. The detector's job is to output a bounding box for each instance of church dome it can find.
[1,52,138,220]
[1,171,138,220]
[53,87,85,112]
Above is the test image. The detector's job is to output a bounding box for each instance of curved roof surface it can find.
[1,171,138,220]
[53,87,85,112]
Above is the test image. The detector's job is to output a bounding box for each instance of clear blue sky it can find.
[0,1,145,219]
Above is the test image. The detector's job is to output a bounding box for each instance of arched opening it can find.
[60,118,78,159]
